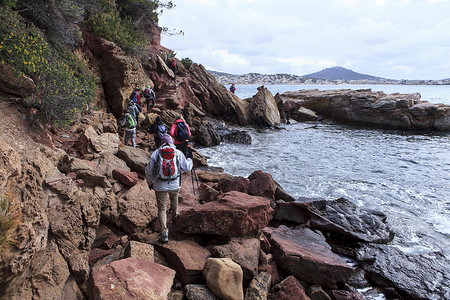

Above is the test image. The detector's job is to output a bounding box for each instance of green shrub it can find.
[0,194,20,250]
[0,0,18,8]
[164,49,176,64]
[85,4,145,54]
[181,57,193,69]
[34,53,98,127]
[0,6,50,77]
[0,6,98,127]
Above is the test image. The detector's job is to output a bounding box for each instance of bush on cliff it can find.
[0,6,97,127]
[181,57,193,70]
[0,193,20,250]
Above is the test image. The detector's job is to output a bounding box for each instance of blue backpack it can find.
[156,124,168,139]
[176,121,190,142]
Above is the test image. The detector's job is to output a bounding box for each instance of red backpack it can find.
[155,144,179,182]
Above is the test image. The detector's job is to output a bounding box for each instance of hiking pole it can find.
[186,142,199,195]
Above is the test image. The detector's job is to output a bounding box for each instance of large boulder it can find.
[83,32,153,117]
[154,240,211,285]
[247,86,281,127]
[95,153,131,178]
[189,63,251,125]
[90,257,176,300]
[356,244,450,300]
[280,88,450,130]
[203,258,244,300]
[274,197,394,243]
[263,226,353,288]
[210,238,260,286]
[112,180,158,233]
[0,242,70,300]
[273,276,310,300]
[177,191,273,237]
[117,145,151,174]
[89,132,120,155]
[0,63,35,97]
[248,170,275,200]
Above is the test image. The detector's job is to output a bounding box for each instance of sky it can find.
[158,0,450,80]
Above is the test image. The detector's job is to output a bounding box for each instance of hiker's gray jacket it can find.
[145,145,193,191]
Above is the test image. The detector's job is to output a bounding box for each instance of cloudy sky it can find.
[158,0,450,80]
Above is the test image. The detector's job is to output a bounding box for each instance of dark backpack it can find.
[156,124,167,139]
[176,121,190,142]
[155,144,179,182]
[130,91,140,104]
[118,114,127,127]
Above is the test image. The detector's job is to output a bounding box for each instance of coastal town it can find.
[209,69,450,86]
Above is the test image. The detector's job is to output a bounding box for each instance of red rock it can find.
[155,239,211,285]
[248,170,275,200]
[216,176,250,194]
[177,191,273,237]
[198,183,220,203]
[90,257,175,299]
[112,169,139,186]
[274,276,310,300]
[88,248,114,267]
[263,226,354,288]
[210,237,260,287]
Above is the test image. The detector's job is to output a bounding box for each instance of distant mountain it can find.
[304,66,384,81]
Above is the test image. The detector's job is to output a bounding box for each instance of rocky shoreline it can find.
[1,12,449,300]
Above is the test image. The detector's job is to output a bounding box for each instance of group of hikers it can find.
[120,87,194,243]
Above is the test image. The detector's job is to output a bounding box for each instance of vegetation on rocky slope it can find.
[0,194,20,249]
[0,0,172,127]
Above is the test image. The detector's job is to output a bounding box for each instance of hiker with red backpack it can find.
[169,58,178,81]
[146,116,168,149]
[169,114,191,157]
[145,134,193,243]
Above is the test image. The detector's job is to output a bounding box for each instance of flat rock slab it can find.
[91,257,175,300]
[155,239,211,285]
[177,191,273,237]
[356,244,450,300]
[275,197,394,243]
[210,237,260,286]
[263,225,353,288]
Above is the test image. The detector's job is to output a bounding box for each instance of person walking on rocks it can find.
[143,86,156,112]
[169,58,178,81]
[145,134,193,243]
[127,100,142,130]
[120,108,137,147]
[169,114,191,156]
[230,83,236,93]
[146,116,168,149]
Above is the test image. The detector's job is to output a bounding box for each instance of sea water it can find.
[198,84,450,259]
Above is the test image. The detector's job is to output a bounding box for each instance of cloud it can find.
[159,0,450,79]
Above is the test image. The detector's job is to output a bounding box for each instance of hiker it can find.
[145,134,193,243]
[143,86,156,112]
[169,58,178,81]
[127,100,142,129]
[120,108,137,147]
[130,89,141,106]
[169,114,191,156]
[230,83,236,93]
[146,116,168,149]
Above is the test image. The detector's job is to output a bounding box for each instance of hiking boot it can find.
[159,231,168,243]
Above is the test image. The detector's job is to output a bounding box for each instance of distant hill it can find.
[304,66,384,81]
